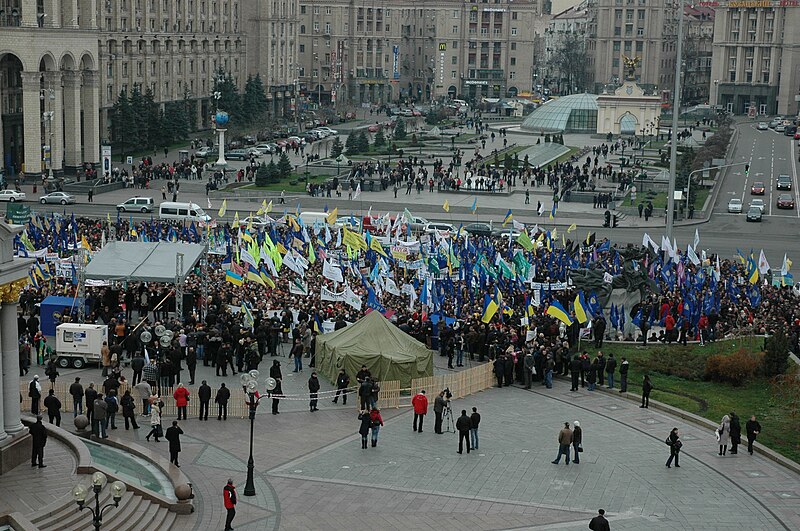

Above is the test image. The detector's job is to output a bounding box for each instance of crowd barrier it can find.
[20,362,495,420]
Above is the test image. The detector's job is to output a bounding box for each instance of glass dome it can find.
[521,93,599,134]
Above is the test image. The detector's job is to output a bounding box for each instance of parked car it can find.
[757,122,769,130]
[776,174,792,190]
[749,198,765,212]
[777,193,795,209]
[493,228,522,240]
[776,124,786,133]
[727,198,743,213]
[317,127,338,136]
[225,149,250,161]
[116,196,154,213]
[40,192,76,205]
[424,222,455,235]
[245,147,262,158]
[408,216,429,232]
[746,206,763,222]
[463,222,493,237]
[750,181,765,195]
[0,189,26,202]
[195,146,215,158]
[255,143,276,155]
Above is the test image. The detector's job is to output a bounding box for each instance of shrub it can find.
[763,330,790,377]
[704,349,763,386]
[394,118,407,140]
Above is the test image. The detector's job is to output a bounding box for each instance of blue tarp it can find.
[40,296,88,337]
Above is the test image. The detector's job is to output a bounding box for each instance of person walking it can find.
[470,407,481,450]
[29,416,48,468]
[120,389,140,430]
[145,403,162,442]
[369,407,384,447]
[358,409,372,449]
[551,422,573,465]
[605,353,617,389]
[717,414,731,456]
[640,374,653,408]
[104,390,119,430]
[223,479,237,531]
[572,421,583,464]
[198,380,212,420]
[411,389,428,432]
[291,337,304,372]
[746,415,762,455]
[433,390,447,434]
[216,382,231,420]
[358,377,373,411]
[69,377,84,417]
[43,389,62,427]
[524,351,535,389]
[589,509,611,531]
[173,383,190,420]
[456,410,472,454]
[331,368,350,405]
[134,381,151,417]
[619,357,629,393]
[29,375,42,415]
[271,377,283,415]
[308,372,320,412]
[165,420,184,467]
[665,427,682,468]
[729,411,741,454]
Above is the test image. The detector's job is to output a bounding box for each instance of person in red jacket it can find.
[223,478,237,530]
[664,314,676,344]
[411,389,428,433]
[173,383,190,420]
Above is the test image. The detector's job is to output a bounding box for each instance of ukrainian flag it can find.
[481,293,499,324]
[246,264,265,286]
[747,255,759,284]
[502,209,513,227]
[573,291,591,324]
[546,300,573,326]
[225,270,243,287]
[258,266,276,288]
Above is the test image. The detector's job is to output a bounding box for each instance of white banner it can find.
[343,286,363,310]
[321,286,344,302]
[323,259,344,283]
[289,278,309,296]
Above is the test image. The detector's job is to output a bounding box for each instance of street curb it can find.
[589,383,800,476]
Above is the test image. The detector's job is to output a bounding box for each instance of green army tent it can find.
[315,310,434,387]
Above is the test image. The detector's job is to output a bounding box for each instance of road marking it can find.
[792,138,800,218]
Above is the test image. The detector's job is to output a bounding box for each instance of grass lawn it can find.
[636,187,710,211]
[229,174,323,193]
[592,338,799,463]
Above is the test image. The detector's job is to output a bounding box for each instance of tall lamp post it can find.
[71,471,126,531]
[666,1,686,240]
[40,87,55,179]
[240,370,263,497]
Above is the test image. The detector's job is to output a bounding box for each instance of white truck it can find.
[55,323,108,369]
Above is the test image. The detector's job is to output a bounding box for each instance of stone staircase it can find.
[28,485,179,531]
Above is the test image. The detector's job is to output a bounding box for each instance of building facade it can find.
[542,0,589,92]
[295,0,543,106]
[586,0,678,95]
[709,2,800,116]
[0,0,100,177]
[683,5,714,106]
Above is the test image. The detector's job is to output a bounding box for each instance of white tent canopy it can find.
[84,241,205,282]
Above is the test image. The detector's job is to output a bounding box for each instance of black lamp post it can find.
[71,471,126,531]
[241,370,262,497]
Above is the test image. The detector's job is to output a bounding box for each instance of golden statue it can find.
[622,55,641,81]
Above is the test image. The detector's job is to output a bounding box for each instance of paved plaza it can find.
[6,357,799,530]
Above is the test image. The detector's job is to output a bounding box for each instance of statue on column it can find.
[622,55,641,81]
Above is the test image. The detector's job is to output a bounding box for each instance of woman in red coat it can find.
[223,479,237,531]
[173,383,190,420]
[369,407,384,447]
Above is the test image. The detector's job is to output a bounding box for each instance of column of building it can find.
[20,71,42,177]
[1,279,26,436]
[82,70,101,166]
[62,70,84,172]
[43,70,64,174]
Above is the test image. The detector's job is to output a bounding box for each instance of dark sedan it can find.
[777,193,795,209]
[463,222,493,237]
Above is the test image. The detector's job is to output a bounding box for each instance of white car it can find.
[727,198,743,213]
[424,222,456,236]
[0,189,26,202]
[757,122,768,131]
[749,198,765,212]
[245,147,262,158]
[317,127,338,136]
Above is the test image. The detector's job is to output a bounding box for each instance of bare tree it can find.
[548,33,590,95]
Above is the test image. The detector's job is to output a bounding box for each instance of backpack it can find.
[665,436,673,446]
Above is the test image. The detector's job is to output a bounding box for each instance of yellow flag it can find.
[247,213,253,232]
[326,207,338,226]
[233,211,240,226]
[308,242,316,263]
[567,223,577,233]
[442,200,450,213]
[265,200,273,213]
[551,227,558,241]
[370,237,387,257]
[343,228,367,250]
[218,199,227,217]
[80,235,91,251]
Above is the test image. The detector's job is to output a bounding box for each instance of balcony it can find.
[0,8,21,27]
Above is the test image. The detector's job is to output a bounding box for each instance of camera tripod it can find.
[442,405,456,433]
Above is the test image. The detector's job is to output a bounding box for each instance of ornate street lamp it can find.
[71,471,126,531]
[240,370,264,497]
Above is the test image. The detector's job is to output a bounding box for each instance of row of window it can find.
[106,38,241,55]
[106,57,238,78]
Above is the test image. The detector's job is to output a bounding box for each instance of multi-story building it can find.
[683,5,714,106]
[709,3,800,116]
[295,0,543,106]
[542,0,589,91]
[0,0,100,177]
[243,0,299,117]
[586,0,679,95]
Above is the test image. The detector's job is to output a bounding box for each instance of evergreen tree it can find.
[394,118,407,140]
[330,136,344,158]
[764,330,790,377]
[255,162,270,187]
[266,160,280,183]
[213,69,243,124]
[356,131,370,153]
[110,90,137,156]
[242,74,269,125]
[277,152,293,179]
[373,129,386,148]
[128,86,147,149]
[142,88,163,149]
[345,133,360,155]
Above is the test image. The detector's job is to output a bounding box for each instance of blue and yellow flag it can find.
[481,293,499,324]
[225,270,243,287]
[746,254,759,284]
[546,300,573,326]
[573,291,591,324]
[502,209,513,227]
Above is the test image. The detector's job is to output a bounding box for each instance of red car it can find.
[750,181,765,195]
[777,193,795,209]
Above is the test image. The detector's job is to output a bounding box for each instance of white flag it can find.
[693,229,700,250]
[384,278,401,296]
[781,253,792,276]
[353,183,361,200]
[642,233,658,252]
[343,285,362,310]
[758,249,770,275]
[323,259,344,283]
[687,244,700,266]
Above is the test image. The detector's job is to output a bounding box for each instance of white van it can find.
[158,201,211,222]
[298,211,331,226]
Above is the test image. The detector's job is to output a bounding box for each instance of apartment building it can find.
[295,0,543,106]
[683,5,714,106]
[709,3,800,116]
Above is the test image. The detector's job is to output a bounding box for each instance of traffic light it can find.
[745,164,750,175]
[612,214,619,228]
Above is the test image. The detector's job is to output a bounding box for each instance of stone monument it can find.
[0,220,34,474]
[596,55,661,136]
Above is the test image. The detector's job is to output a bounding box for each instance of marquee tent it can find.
[315,310,434,387]
[84,241,205,282]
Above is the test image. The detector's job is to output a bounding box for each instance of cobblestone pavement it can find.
[7,361,800,530]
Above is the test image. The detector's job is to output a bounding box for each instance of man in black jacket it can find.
[29,416,48,468]
[198,380,212,420]
[619,357,629,393]
[588,509,610,531]
[745,415,762,455]
[165,420,184,467]
[358,377,373,411]
[332,369,350,405]
[433,391,447,434]
[470,407,481,450]
[85,383,98,424]
[186,347,197,385]
[456,410,472,454]
[729,411,742,454]
[308,372,321,412]
[69,377,84,418]
[605,353,617,389]
[216,383,231,420]
[43,389,61,427]
[569,355,581,391]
